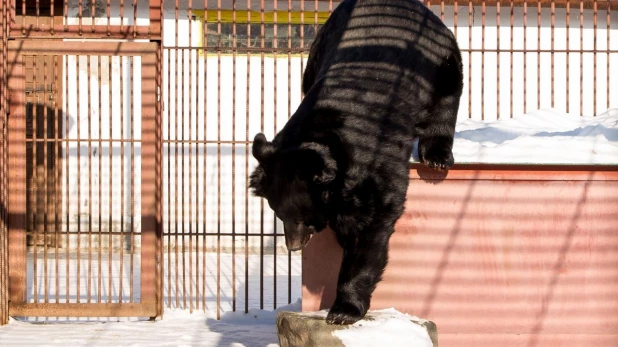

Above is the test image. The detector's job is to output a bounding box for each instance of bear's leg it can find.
[417,56,462,171]
[325,225,393,325]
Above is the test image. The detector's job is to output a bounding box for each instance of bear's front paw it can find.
[420,144,454,171]
[325,301,366,325]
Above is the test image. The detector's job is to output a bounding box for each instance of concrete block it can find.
[277,308,437,347]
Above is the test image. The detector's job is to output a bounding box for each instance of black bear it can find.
[249,0,462,324]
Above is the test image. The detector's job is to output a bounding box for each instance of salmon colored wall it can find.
[302,164,618,347]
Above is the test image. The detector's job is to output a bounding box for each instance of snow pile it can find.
[333,308,434,347]
[297,308,434,347]
[413,109,618,164]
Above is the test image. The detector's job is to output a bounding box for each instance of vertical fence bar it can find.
[50,0,55,35]
[64,0,69,32]
[78,0,83,35]
[108,55,113,304]
[157,27,164,318]
[566,1,570,113]
[551,0,555,108]
[120,0,125,35]
[217,0,223,319]
[91,0,96,33]
[76,54,82,304]
[468,1,472,118]
[202,0,209,313]
[537,1,541,110]
[272,0,278,310]
[87,55,93,304]
[43,56,49,304]
[245,0,251,314]
[97,55,102,305]
[593,0,598,116]
[580,1,584,115]
[523,0,527,113]
[32,56,39,305]
[64,54,70,304]
[300,0,305,98]
[510,0,513,118]
[119,54,125,303]
[53,55,60,304]
[107,0,112,35]
[133,0,138,37]
[21,0,26,34]
[173,0,180,310]
[188,0,195,313]
[287,0,294,304]
[36,0,40,30]
[179,9,186,312]
[496,0,500,119]
[481,0,485,120]
[188,0,196,314]
[166,2,173,310]
[605,0,611,109]
[259,0,265,311]
[130,55,135,304]
[232,0,237,313]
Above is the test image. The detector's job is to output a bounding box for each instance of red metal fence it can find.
[0,0,616,324]
[1,0,10,328]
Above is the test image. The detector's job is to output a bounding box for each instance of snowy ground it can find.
[1,109,618,346]
[0,301,301,346]
[0,252,302,346]
[414,109,618,164]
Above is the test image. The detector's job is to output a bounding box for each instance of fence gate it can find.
[7,41,161,318]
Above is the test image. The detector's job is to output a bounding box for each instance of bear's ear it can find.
[249,166,267,197]
[252,133,275,163]
[297,142,337,184]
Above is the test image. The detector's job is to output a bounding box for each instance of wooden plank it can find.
[9,303,157,317]
[409,163,618,181]
[155,45,164,319]
[149,0,162,40]
[437,0,615,10]
[7,49,27,306]
[9,25,160,40]
[140,52,159,317]
[7,41,159,57]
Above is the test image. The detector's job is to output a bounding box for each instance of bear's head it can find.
[249,133,337,251]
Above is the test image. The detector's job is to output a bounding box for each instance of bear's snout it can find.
[283,222,315,251]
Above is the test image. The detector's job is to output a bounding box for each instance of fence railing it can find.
[0,0,616,324]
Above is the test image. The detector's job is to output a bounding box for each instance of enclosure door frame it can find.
[7,40,162,318]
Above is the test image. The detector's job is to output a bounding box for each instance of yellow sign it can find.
[192,10,330,25]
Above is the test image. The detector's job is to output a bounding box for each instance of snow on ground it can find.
[0,300,301,347]
[0,253,302,346]
[413,109,618,164]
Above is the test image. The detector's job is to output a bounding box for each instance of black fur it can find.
[249,0,463,324]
